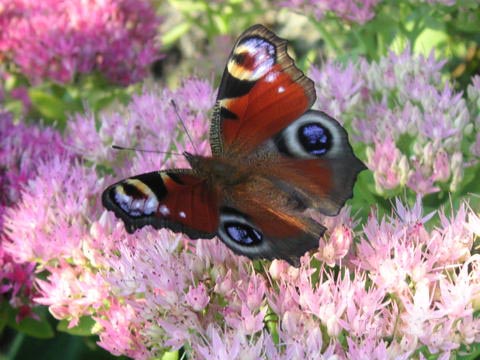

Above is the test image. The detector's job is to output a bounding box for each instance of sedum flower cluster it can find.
[2,51,480,359]
[310,47,477,196]
[0,0,161,85]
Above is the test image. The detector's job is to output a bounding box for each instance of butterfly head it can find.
[183,151,206,171]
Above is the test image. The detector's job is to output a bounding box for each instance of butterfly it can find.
[102,24,366,267]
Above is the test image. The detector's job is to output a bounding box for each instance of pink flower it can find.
[400,281,441,339]
[345,336,412,360]
[4,157,102,263]
[310,61,364,118]
[236,273,267,311]
[279,0,381,24]
[225,303,267,335]
[95,301,150,359]
[310,46,472,196]
[196,327,273,360]
[366,136,409,192]
[35,261,109,326]
[0,110,68,316]
[185,283,210,312]
[315,224,353,266]
[0,111,67,208]
[66,78,214,170]
[268,259,299,281]
[0,0,161,85]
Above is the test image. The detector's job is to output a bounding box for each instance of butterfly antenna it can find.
[170,99,198,153]
[112,144,183,156]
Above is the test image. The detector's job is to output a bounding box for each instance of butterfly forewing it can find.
[102,170,219,239]
[211,24,316,155]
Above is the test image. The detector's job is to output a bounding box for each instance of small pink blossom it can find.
[195,325,241,360]
[225,303,267,335]
[0,110,68,316]
[185,283,210,312]
[95,301,150,359]
[315,224,352,266]
[268,259,299,281]
[366,136,409,192]
[35,261,109,326]
[237,273,267,311]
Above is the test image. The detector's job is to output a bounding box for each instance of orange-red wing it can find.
[102,169,219,239]
[259,154,364,217]
[211,24,315,155]
[217,202,326,267]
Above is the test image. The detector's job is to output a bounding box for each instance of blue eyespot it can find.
[224,222,262,245]
[297,123,331,156]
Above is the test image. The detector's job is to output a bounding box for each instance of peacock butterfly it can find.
[102,24,366,266]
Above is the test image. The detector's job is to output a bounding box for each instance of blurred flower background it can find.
[1,0,480,359]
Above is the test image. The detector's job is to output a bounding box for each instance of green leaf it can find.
[349,170,381,221]
[457,341,480,360]
[28,88,68,128]
[161,351,179,360]
[162,22,191,48]
[456,163,480,198]
[0,300,10,333]
[57,316,96,336]
[7,312,54,339]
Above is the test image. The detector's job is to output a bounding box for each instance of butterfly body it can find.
[102,25,366,266]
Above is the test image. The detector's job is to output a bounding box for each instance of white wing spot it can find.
[266,72,277,83]
[159,205,170,217]
[144,196,159,215]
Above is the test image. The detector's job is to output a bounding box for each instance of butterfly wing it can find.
[210,24,315,155]
[218,204,325,267]
[102,170,219,239]
[207,25,364,265]
[257,110,366,216]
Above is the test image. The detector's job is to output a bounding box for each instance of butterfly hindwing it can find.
[255,110,366,216]
[217,203,326,267]
[102,170,219,239]
[211,24,316,155]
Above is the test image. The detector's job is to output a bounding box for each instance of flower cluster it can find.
[278,0,381,24]
[309,47,474,196]
[3,79,214,350]
[3,69,480,359]
[100,196,480,359]
[0,109,68,319]
[278,0,461,26]
[65,78,213,176]
[0,0,161,85]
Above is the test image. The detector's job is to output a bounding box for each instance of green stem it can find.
[5,332,25,360]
